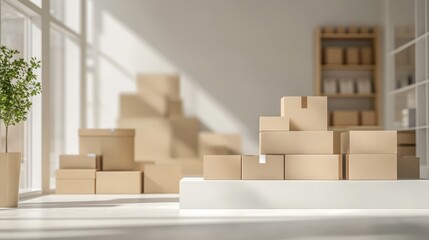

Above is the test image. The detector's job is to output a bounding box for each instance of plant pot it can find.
[0,152,21,208]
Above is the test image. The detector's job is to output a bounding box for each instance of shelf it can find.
[328,125,383,131]
[321,33,376,39]
[180,178,429,209]
[324,94,376,98]
[322,65,375,70]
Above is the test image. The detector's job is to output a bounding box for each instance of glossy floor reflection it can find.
[1,195,429,239]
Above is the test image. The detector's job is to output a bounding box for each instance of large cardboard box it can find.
[259,116,290,131]
[119,94,167,117]
[242,155,284,180]
[280,96,328,131]
[170,117,200,157]
[79,129,135,171]
[345,47,359,65]
[324,47,343,64]
[341,131,397,154]
[260,131,334,154]
[59,154,102,170]
[136,73,180,99]
[284,155,342,180]
[96,171,142,194]
[198,132,241,156]
[56,170,96,194]
[398,146,416,156]
[398,156,420,179]
[397,131,416,145]
[118,118,171,160]
[345,154,397,180]
[332,111,359,126]
[360,111,377,126]
[144,165,182,193]
[203,155,242,180]
[156,158,203,176]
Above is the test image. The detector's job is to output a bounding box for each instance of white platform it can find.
[180,177,429,209]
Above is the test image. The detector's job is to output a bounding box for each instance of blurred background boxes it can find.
[284,155,341,180]
[397,156,420,179]
[332,111,359,126]
[143,165,182,193]
[203,155,242,180]
[170,117,200,157]
[167,99,184,117]
[59,154,102,170]
[345,47,359,64]
[323,78,337,94]
[339,78,355,94]
[96,171,142,194]
[360,111,377,126]
[324,47,343,64]
[397,131,416,145]
[398,146,416,156]
[360,47,373,64]
[345,154,397,180]
[56,170,96,194]
[259,116,290,132]
[155,158,203,176]
[198,132,241,156]
[136,73,180,99]
[79,129,135,171]
[242,155,284,180]
[356,78,372,94]
[119,93,168,117]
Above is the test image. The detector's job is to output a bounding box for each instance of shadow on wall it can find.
[89,0,382,153]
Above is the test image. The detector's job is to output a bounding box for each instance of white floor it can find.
[1,195,429,240]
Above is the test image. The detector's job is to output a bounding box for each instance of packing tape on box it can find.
[259,155,266,164]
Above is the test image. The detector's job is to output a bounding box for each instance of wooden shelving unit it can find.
[314,26,382,130]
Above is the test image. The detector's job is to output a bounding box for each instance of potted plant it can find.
[0,45,41,208]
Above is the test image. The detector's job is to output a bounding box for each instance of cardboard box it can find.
[144,165,182,193]
[242,155,284,180]
[96,171,142,194]
[341,131,397,154]
[168,99,183,116]
[118,118,171,161]
[397,131,416,145]
[284,155,342,180]
[119,94,167,117]
[171,117,200,157]
[260,131,334,154]
[133,160,156,171]
[79,129,135,171]
[156,158,203,176]
[324,47,343,64]
[0,153,21,207]
[360,47,373,65]
[332,111,359,126]
[398,146,416,156]
[345,154,397,180]
[398,156,420,179]
[56,170,96,194]
[360,111,377,126]
[333,131,343,154]
[198,132,241,156]
[203,155,242,180]
[345,47,359,65]
[280,96,328,131]
[59,154,102,170]
[136,73,180,99]
[259,116,290,131]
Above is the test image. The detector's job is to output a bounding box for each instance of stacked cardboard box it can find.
[397,131,419,179]
[117,74,242,193]
[203,95,399,182]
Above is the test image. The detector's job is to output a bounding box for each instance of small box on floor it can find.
[96,171,142,194]
[341,131,397,154]
[397,156,420,179]
[59,154,102,170]
[203,155,242,180]
[345,154,397,180]
[260,131,334,154]
[144,165,182,193]
[332,111,359,126]
[284,155,342,180]
[280,96,328,131]
[56,170,96,194]
[79,129,135,171]
[242,155,284,180]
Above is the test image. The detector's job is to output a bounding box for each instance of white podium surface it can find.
[180,177,429,209]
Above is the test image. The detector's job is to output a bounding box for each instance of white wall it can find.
[88,0,383,153]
